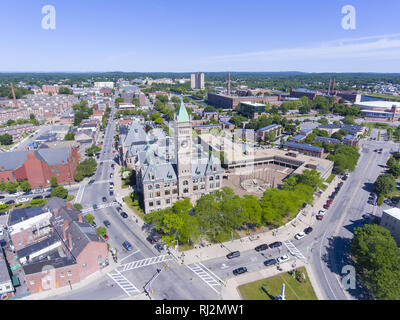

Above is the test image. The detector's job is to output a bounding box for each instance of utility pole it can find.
[143,263,169,300]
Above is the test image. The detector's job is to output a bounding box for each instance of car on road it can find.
[155,244,164,253]
[147,236,157,244]
[316,214,324,221]
[269,241,282,249]
[264,258,277,266]
[44,194,51,199]
[103,220,111,227]
[32,195,42,200]
[102,197,107,202]
[88,179,95,185]
[226,251,240,259]
[255,244,268,252]
[103,234,109,240]
[92,221,97,228]
[295,232,306,240]
[233,267,247,276]
[323,204,330,209]
[367,199,375,205]
[93,204,98,210]
[304,227,313,234]
[122,241,133,251]
[120,212,128,218]
[110,173,113,178]
[277,255,289,263]
[116,206,122,212]
[109,190,114,196]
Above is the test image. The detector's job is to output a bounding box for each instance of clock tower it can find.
[175,100,193,198]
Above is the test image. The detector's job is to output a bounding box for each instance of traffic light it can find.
[164,263,169,270]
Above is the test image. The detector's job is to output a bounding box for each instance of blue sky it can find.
[1,0,400,72]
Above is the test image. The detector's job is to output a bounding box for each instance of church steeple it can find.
[177,99,190,122]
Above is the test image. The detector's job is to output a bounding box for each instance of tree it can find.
[351,224,400,300]
[64,132,75,141]
[96,226,107,237]
[50,186,68,199]
[18,180,31,192]
[342,116,356,125]
[85,144,101,157]
[0,134,13,145]
[85,214,95,226]
[5,182,18,193]
[240,195,262,226]
[73,203,83,211]
[374,173,396,195]
[50,176,58,188]
[59,87,73,94]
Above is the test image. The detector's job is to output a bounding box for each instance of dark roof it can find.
[8,206,49,226]
[22,251,76,275]
[0,249,11,284]
[285,141,323,153]
[17,233,60,260]
[315,136,341,144]
[258,124,280,132]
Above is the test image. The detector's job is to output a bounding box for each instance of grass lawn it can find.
[178,243,194,252]
[123,195,145,220]
[326,173,336,184]
[238,267,317,300]
[121,179,131,189]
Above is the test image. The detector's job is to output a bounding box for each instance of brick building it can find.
[207,92,280,109]
[0,146,80,188]
[13,198,108,294]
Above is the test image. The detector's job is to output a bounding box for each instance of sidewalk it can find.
[221,259,325,300]
[20,258,119,300]
[179,176,342,265]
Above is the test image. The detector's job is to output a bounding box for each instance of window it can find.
[193,185,198,191]
[156,200,161,206]
[67,271,72,277]
[216,175,220,180]
[172,189,178,194]
[210,183,214,189]
[209,176,214,181]
[60,272,64,278]
[216,182,220,188]
[164,182,170,188]
[183,188,189,193]
[165,190,170,195]
[149,202,154,207]
[148,192,153,199]
[156,191,160,197]
[183,180,188,186]
[148,185,153,190]
[200,184,205,190]
[155,184,160,189]
[166,199,170,204]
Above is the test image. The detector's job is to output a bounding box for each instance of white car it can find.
[277,255,289,263]
[0,229,3,237]
[319,209,327,215]
[295,232,306,240]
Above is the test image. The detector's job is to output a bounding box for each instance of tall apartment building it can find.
[190,73,205,90]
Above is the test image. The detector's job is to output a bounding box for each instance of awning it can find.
[11,275,20,287]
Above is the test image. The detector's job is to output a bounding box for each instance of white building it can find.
[381,208,400,246]
[94,82,114,89]
[0,249,14,295]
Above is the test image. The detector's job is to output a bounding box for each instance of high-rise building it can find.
[190,72,205,90]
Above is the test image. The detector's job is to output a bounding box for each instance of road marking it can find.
[119,249,141,263]
[81,201,118,214]
[187,263,222,294]
[319,230,338,300]
[107,269,140,297]
[284,240,307,261]
[74,184,85,204]
[118,255,173,273]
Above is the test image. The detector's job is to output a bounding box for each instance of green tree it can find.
[50,186,68,199]
[351,224,400,300]
[50,176,58,188]
[374,173,396,195]
[5,182,18,193]
[64,132,75,141]
[96,226,107,237]
[73,203,83,211]
[85,214,95,226]
[0,134,13,145]
[18,180,31,192]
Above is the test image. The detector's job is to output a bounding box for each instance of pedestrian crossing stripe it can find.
[107,270,140,297]
[118,255,173,273]
[187,263,223,294]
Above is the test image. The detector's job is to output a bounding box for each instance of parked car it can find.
[323,204,330,209]
[147,236,157,245]
[120,212,128,218]
[264,258,277,266]
[102,197,107,202]
[116,206,122,212]
[277,255,289,263]
[32,195,43,200]
[122,241,133,251]
[295,232,306,240]
[104,220,111,227]
[103,234,109,240]
[109,190,114,196]
[316,214,324,221]
[255,244,268,252]
[93,204,98,210]
[155,244,164,253]
[233,267,247,276]
[226,251,240,259]
[304,227,313,234]
[269,241,282,249]
[88,179,95,185]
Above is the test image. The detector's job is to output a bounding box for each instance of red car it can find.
[103,235,109,240]
[327,200,333,204]
[316,215,324,220]
[323,204,330,209]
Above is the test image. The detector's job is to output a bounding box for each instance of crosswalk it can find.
[107,269,141,296]
[187,262,223,294]
[118,255,173,273]
[81,201,119,214]
[284,240,307,261]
